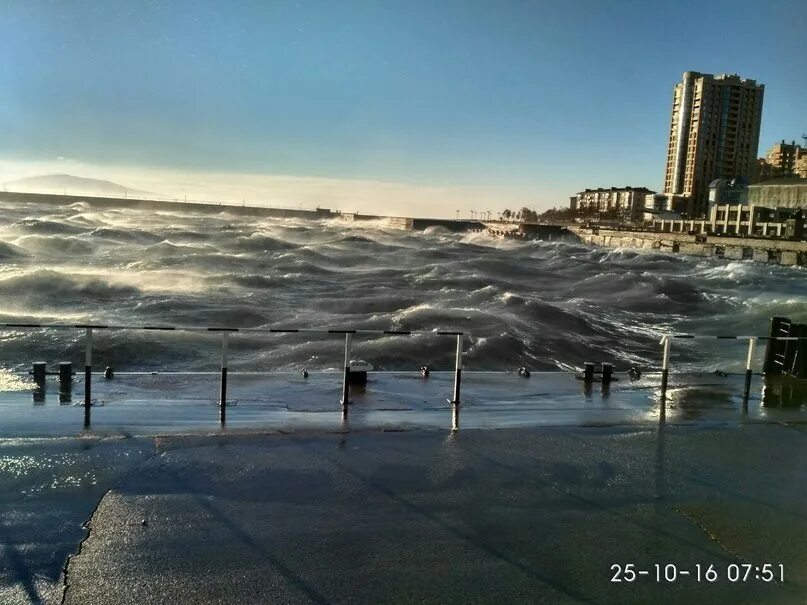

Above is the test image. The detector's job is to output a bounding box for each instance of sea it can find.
[0,198,804,375]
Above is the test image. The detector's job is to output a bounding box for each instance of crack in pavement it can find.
[60,438,163,604]
[60,488,111,605]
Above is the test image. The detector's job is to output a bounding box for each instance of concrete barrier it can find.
[570,227,807,267]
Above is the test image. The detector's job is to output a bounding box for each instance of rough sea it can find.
[0,199,804,374]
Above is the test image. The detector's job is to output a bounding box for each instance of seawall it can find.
[0,190,334,220]
[0,191,487,233]
[571,226,807,267]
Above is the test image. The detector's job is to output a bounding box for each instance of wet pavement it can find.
[1,370,806,437]
[1,372,806,603]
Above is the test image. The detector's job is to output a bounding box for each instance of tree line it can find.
[499,205,622,223]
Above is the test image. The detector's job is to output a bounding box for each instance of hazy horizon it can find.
[2,1,806,216]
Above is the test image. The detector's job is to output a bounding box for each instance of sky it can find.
[1,0,805,216]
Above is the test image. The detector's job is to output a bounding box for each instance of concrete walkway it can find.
[3,422,807,604]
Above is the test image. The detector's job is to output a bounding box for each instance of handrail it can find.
[2,323,466,429]
[658,331,805,405]
[666,334,807,340]
[0,322,464,336]
[3,322,803,430]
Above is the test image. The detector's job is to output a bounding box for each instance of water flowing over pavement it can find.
[1,370,806,603]
[3,425,807,604]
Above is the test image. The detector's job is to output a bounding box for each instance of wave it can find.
[0,201,804,373]
[0,271,141,306]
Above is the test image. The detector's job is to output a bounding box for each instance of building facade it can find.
[708,178,749,210]
[747,178,807,209]
[764,141,802,177]
[796,150,807,179]
[653,204,803,239]
[570,186,654,220]
[753,139,807,182]
[754,140,807,181]
[663,72,764,217]
[642,192,689,221]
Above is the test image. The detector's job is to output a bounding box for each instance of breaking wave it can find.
[0,200,804,373]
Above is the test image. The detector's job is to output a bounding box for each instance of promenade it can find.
[1,372,806,604]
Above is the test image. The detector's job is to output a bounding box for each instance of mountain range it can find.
[3,174,152,197]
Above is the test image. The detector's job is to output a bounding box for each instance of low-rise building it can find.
[708,178,749,210]
[571,186,655,220]
[642,193,689,221]
[747,178,807,209]
[753,140,807,181]
[653,204,803,238]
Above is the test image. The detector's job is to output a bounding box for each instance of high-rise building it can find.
[663,72,764,217]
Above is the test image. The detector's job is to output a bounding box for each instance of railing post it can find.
[450,334,462,405]
[220,332,229,424]
[84,328,92,428]
[341,333,352,406]
[660,335,671,399]
[744,337,756,406]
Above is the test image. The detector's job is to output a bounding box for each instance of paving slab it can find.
[53,424,807,604]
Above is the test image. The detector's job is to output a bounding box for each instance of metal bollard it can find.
[33,361,46,403]
[601,363,613,385]
[341,333,352,406]
[450,335,462,405]
[59,362,73,402]
[33,361,47,388]
[583,362,595,383]
[660,336,671,399]
[220,333,229,424]
[84,328,92,428]
[743,337,756,407]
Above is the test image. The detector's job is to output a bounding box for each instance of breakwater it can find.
[571,225,807,267]
[0,191,488,232]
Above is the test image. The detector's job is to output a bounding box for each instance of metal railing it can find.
[658,333,807,408]
[2,321,807,430]
[0,322,466,428]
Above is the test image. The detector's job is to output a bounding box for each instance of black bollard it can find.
[583,362,595,383]
[59,362,72,402]
[601,363,613,385]
[33,361,46,403]
[33,361,46,389]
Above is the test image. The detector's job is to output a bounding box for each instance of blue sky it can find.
[1,0,805,211]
